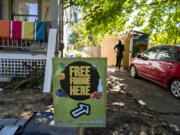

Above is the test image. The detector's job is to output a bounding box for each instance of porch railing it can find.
[0,38,47,52]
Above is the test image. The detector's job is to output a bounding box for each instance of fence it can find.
[80,46,101,57]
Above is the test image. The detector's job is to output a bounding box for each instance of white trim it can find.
[43,29,57,93]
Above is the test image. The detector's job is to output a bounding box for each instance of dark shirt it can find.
[114,44,124,58]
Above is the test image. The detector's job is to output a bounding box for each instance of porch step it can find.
[0,125,19,135]
[0,119,28,135]
[15,119,28,126]
[0,119,18,126]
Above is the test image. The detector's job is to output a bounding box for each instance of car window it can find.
[177,51,180,62]
[142,48,159,59]
[157,47,176,61]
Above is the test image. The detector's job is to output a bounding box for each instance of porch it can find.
[0,0,63,84]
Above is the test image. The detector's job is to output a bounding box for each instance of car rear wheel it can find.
[170,79,180,98]
[130,65,137,78]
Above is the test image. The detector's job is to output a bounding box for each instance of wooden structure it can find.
[101,30,149,69]
[101,37,123,66]
[80,46,101,57]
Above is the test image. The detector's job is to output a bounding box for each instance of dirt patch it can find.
[85,74,178,135]
[0,84,53,119]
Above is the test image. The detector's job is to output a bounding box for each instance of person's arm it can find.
[114,45,117,50]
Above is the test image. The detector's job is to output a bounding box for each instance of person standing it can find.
[114,40,124,72]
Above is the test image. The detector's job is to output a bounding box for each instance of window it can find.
[142,47,159,59]
[13,0,39,21]
[177,51,180,62]
[157,47,176,61]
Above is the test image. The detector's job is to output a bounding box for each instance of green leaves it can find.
[69,23,104,49]
[63,0,180,46]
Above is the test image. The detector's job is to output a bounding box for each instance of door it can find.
[136,47,159,79]
[152,47,177,85]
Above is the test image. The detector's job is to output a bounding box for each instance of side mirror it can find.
[137,54,142,58]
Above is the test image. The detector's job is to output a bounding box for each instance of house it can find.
[0,0,65,92]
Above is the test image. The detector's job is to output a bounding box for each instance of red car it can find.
[129,45,180,98]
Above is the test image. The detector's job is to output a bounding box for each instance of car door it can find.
[135,47,159,79]
[151,47,177,86]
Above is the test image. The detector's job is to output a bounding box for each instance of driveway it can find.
[108,67,180,132]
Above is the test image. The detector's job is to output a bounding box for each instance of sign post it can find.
[78,127,82,135]
[52,58,107,128]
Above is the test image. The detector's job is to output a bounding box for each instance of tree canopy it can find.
[63,0,180,46]
[69,23,103,49]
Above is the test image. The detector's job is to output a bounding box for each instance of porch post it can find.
[51,0,64,57]
[51,0,58,28]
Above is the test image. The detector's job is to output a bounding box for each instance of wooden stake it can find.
[78,127,83,135]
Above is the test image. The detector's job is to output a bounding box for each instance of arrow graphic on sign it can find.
[70,103,91,118]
